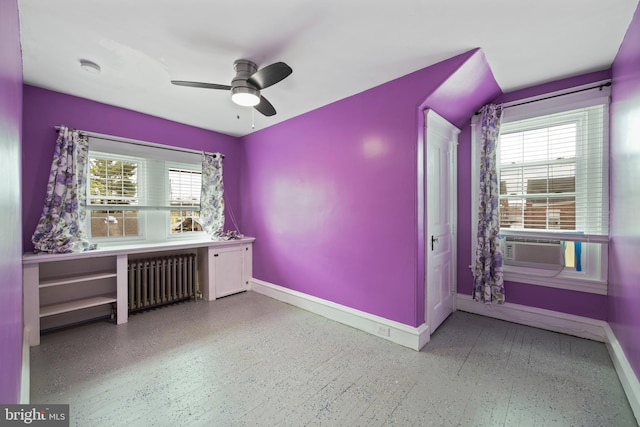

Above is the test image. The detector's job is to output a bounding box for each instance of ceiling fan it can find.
[171,59,292,117]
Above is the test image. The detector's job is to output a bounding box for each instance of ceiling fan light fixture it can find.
[171,58,289,117]
[231,86,260,107]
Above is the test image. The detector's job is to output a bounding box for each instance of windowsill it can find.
[94,236,217,251]
[503,268,607,295]
[24,237,255,264]
[92,232,208,247]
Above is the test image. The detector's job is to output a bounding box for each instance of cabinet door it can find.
[214,248,245,298]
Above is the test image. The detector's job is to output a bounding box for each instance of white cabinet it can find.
[24,238,254,346]
[201,242,253,300]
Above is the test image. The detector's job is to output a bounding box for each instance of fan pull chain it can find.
[251,108,255,129]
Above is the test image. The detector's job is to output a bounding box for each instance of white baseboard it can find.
[249,279,430,351]
[20,327,30,404]
[604,323,640,422]
[456,293,607,342]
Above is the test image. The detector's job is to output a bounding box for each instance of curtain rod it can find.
[54,126,224,158]
[474,81,611,115]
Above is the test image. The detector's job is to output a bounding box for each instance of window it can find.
[88,155,142,238]
[499,105,607,238]
[168,167,202,234]
[86,136,205,243]
[471,83,609,294]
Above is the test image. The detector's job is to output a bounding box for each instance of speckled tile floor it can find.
[30,291,637,426]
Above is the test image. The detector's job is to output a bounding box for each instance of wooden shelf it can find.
[39,272,117,288]
[40,294,117,318]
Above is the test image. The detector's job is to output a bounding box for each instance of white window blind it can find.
[168,167,202,234]
[169,168,201,208]
[88,156,140,207]
[88,154,142,238]
[498,104,608,243]
[88,136,202,212]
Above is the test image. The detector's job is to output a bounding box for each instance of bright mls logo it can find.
[0,405,68,426]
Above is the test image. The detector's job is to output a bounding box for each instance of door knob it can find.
[431,235,439,250]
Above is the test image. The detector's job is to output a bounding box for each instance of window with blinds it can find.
[470,84,610,292]
[169,167,202,234]
[498,104,608,242]
[88,155,142,238]
[86,135,206,242]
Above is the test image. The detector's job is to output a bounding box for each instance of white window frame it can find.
[87,151,146,243]
[471,82,610,295]
[166,162,205,239]
[86,134,206,245]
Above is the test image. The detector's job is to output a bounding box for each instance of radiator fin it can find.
[127,253,196,313]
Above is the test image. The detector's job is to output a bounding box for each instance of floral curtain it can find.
[200,152,225,239]
[473,104,505,304]
[31,126,97,253]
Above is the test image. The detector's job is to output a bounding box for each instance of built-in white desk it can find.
[23,237,254,346]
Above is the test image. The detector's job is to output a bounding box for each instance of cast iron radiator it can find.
[127,253,197,313]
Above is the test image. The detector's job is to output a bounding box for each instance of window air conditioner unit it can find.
[502,237,564,269]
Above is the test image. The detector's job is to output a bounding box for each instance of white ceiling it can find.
[18,0,639,137]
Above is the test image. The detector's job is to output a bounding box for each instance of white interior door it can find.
[425,110,459,334]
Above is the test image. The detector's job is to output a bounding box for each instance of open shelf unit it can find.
[29,255,119,333]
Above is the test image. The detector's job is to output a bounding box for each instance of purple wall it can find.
[610,2,640,380]
[456,70,611,320]
[22,86,242,253]
[0,0,23,404]
[240,49,500,327]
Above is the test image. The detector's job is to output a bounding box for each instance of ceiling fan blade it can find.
[254,95,276,117]
[171,80,231,90]
[247,62,292,90]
